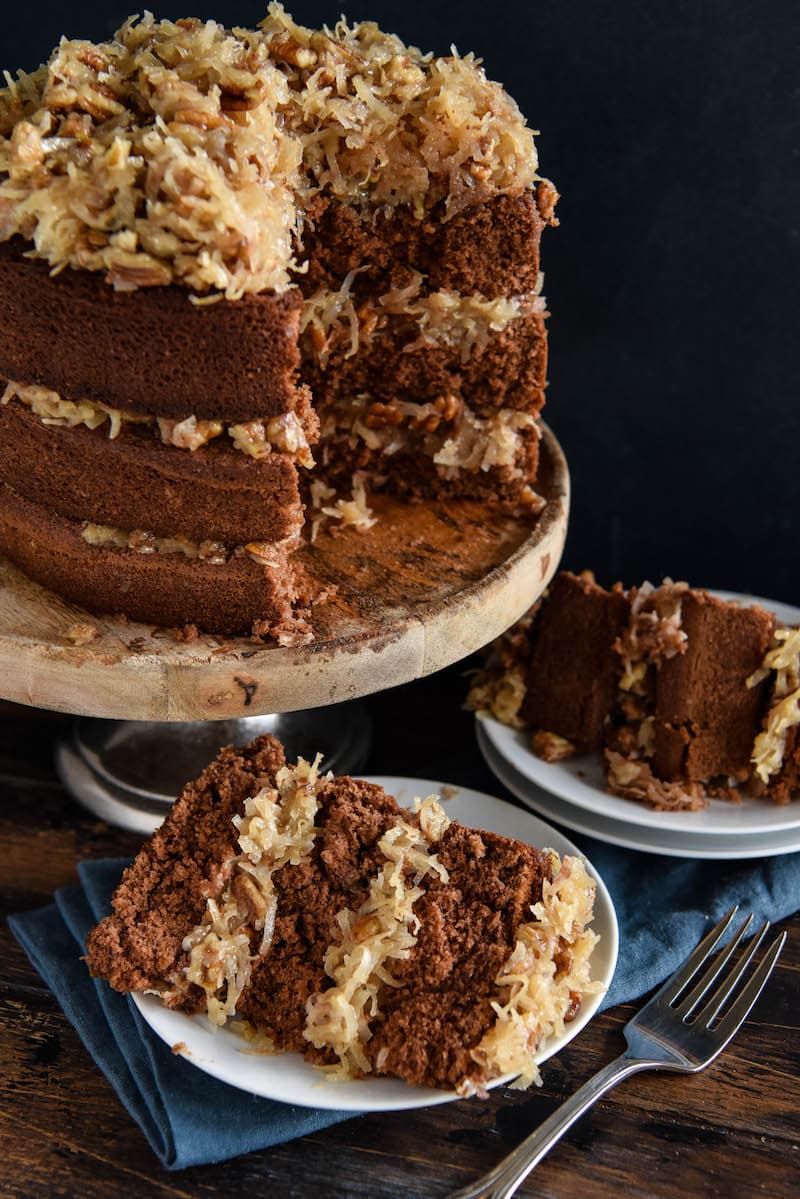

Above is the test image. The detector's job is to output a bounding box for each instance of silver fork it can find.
[450,908,786,1199]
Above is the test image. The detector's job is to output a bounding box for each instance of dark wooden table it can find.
[1,673,798,1199]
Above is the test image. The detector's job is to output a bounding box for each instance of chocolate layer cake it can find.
[0,8,557,636]
[86,734,598,1094]
[470,571,800,808]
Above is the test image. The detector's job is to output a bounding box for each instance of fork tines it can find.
[653,906,786,1030]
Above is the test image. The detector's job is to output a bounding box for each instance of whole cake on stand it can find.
[0,8,568,825]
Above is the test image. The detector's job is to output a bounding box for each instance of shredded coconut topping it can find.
[309,472,377,540]
[0,15,302,297]
[605,748,707,811]
[299,268,366,368]
[303,799,451,1079]
[464,852,599,1094]
[260,4,540,217]
[615,580,688,695]
[183,755,324,1024]
[0,5,544,295]
[750,627,800,783]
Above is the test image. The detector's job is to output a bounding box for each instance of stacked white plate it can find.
[477,590,800,861]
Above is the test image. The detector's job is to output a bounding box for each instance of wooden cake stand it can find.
[0,424,569,829]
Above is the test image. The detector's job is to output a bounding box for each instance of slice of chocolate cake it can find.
[470,571,798,809]
[86,734,598,1095]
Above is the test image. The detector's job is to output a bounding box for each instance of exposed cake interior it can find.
[85,733,599,1094]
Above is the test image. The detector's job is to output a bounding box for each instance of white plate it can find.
[133,776,618,1112]
[478,720,800,860]
[478,590,800,841]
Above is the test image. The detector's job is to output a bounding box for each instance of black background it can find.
[3,1,798,602]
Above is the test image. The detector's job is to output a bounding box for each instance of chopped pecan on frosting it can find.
[156,416,224,451]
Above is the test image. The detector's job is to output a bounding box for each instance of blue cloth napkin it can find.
[8,859,353,1170]
[577,836,800,1008]
[9,845,800,1169]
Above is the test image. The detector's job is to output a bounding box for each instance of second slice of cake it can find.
[86,734,599,1095]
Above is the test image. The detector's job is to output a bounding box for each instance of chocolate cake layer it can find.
[299,189,555,299]
[0,240,304,421]
[0,486,302,636]
[652,591,775,781]
[86,736,288,998]
[0,398,305,544]
[523,572,631,747]
[304,308,548,418]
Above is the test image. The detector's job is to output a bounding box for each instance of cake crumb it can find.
[172,1041,189,1056]
[174,623,200,644]
[67,623,98,646]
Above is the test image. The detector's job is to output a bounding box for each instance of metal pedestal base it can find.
[56,703,372,834]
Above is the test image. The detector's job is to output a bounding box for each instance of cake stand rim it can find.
[0,422,569,720]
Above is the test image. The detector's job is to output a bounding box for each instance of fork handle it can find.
[450,1054,656,1199]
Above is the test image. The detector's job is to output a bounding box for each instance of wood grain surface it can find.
[1,685,798,1199]
[0,428,567,723]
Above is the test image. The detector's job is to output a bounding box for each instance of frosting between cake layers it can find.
[322,396,541,474]
[1,379,316,465]
[300,270,546,369]
[81,521,299,569]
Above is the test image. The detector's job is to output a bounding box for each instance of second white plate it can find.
[478,722,800,859]
[133,775,618,1112]
[478,589,800,841]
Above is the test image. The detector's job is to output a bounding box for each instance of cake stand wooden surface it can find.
[0,424,568,721]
